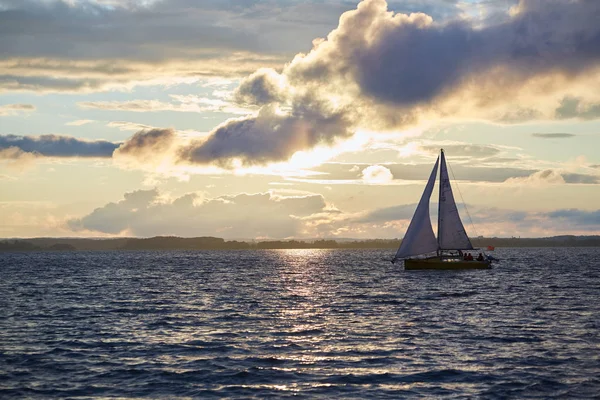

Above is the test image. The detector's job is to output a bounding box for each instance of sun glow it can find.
[232,131,371,177]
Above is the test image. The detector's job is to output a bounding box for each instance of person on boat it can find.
[476,253,484,261]
[466,253,473,261]
[463,252,468,260]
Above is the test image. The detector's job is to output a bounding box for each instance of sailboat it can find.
[392,149,492,270]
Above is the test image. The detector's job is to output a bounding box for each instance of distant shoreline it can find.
[1,235,599,252]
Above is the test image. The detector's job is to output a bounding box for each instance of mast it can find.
[437,149,443,251]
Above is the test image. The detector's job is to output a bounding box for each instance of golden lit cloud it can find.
[361,165,394,184]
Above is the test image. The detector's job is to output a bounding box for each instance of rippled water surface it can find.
[1,248,599,398]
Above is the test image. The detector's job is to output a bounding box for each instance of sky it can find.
[1,0,600,239]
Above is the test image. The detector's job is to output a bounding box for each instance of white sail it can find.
[394,157,440,260]
[437,150,473,250]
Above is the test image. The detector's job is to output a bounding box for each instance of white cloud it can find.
[361,165,394,184]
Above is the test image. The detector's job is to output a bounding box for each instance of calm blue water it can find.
[1,248,599,398]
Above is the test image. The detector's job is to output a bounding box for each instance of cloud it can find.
[502,169,600,186]
[178,0,600,167]
[532,133,576,139]
[0,134,119,158]
[110,127,200,183]
[0,146,39,170]
[234,68,289,106]
[107,121,154,131]
[66,119,95,126]
[0,103,35,116]
[114,128,177,165]
[555,96,600,120]
[469,206,600,236]
[79,100,187,112]
[69,189,329,238]
[544,209,600,227]
[361,165,394,184]
[505,169,565,185]
[80,96,251,115]
[562,173,600,185]
[283,0,600,111]
[168,95,253,115]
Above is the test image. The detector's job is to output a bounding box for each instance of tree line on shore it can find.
[1,235,600,252]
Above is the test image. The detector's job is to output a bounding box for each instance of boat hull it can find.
[404,257,491,270]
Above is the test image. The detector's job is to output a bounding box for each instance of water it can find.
[1,247,599,398]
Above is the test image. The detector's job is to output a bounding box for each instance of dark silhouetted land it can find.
[1,235,599,252]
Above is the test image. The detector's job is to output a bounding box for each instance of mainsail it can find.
[394,157,440,260]
[437,150,473,250]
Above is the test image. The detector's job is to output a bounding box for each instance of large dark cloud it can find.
[355,17,474,105]
[278,0,600,108]
[0,134,118,158]
[355,0,600,106]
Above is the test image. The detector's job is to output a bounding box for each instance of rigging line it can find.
[447,158,483,251]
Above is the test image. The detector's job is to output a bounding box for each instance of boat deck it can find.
[404,256,491,270]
